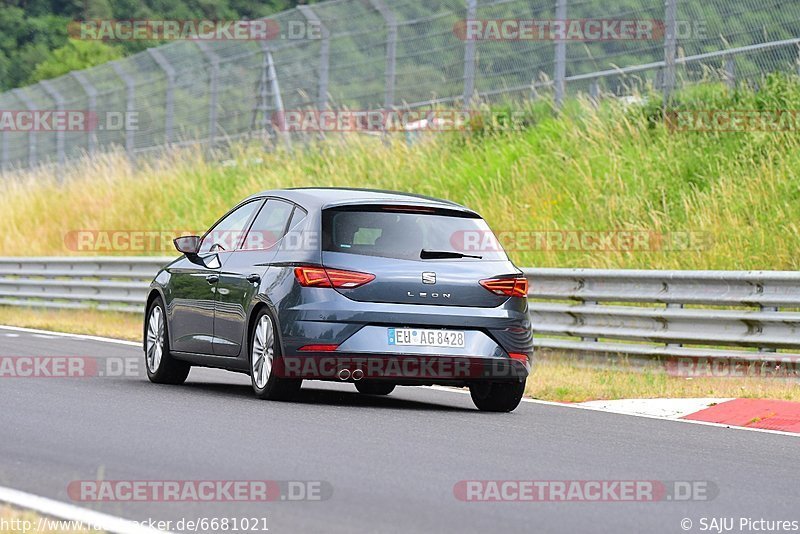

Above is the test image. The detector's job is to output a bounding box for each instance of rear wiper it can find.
[420,249,482,259]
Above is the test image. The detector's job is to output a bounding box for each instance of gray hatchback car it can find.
[144,188,532,411]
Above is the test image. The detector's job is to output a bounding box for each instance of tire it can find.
[354,380,395,396]
[250,308,302,401]
[145,297,190,385]
[469,381,525,412]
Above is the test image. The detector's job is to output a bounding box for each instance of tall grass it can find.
[2,76,800,269]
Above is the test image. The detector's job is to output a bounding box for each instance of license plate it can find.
[388,328,465,348]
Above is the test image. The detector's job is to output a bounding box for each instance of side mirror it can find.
[174,235,200,255]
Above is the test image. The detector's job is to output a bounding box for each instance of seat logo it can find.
[422,272,436,284]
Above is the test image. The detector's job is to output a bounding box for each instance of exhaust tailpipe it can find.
[351,369,364,381]
[338,369,351,381]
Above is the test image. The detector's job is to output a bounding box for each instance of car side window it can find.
[240,199,294,251]
[199,200,262,254]
[287,206,307,231]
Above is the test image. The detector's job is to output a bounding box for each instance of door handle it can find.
[206,274,219,284]
[246,273,261,284]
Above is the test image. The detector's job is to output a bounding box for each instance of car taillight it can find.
[479,277,528,298]
[294,266,375,289]
[509,352,529,363]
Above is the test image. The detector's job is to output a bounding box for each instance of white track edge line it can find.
[3,324,796,439]
[0,325,139,347]
[0,485,172,534]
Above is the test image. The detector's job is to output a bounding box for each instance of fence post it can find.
[462,0,478,108]
[589,78,600,105]
[724,56,736,91]
[110,61,136,161]
[148,48,176,145]
[663,0,678,104]
[39,80,65,180]
[298,5,330,109]
[369,0,397,109]
[261,42,291,150]
[554,0,567,109]
[12,89,36,169]
[196,42,220,148]
[71,71,97,156]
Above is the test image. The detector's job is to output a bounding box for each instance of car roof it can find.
[245,187,476,214]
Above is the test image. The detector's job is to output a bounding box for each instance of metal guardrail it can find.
[524,268,800,361]
[0,257,171,314]
[1,257,799,362]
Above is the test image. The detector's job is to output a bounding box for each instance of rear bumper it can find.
[274,353,529,384]
[274,288,532,383]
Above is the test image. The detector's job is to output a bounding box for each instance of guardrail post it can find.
[148,48,176,145]
[39,80,65,181]
[110,61,136,161]
[196,42,220,148]
[759,304,778,353]
[370,0,398,109]
[11,89,37,169]
[71,71,97,156]
[663,0,678,104]
[665,303,683,348]
[462,0,478,108]
[554,0,567,109]
[298,5,330,110]
[580,300,598,342]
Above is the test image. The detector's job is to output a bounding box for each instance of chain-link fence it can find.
[1,0,799,176]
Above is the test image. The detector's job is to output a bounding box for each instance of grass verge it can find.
[2,76,800,269]
[0,306,141,342]
[1,307,798,403]
[527,354,800,403]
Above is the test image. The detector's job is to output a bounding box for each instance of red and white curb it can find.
[573,397,800,435]
[575,398,732,419]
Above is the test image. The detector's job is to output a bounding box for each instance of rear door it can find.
[320,205,519,308]
[213,198,296,356]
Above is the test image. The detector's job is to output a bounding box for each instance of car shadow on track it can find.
[176,381,472,412]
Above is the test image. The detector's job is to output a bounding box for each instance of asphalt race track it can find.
[0,325,798,534]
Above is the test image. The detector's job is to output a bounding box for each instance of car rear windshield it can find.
[322,206,508,261]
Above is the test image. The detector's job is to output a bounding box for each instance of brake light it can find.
[479,277,528,298]
[382,205,437,213]
[294,266,375,289]
[509,352,529,363]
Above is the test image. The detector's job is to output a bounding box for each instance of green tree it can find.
[28,39,123,84]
